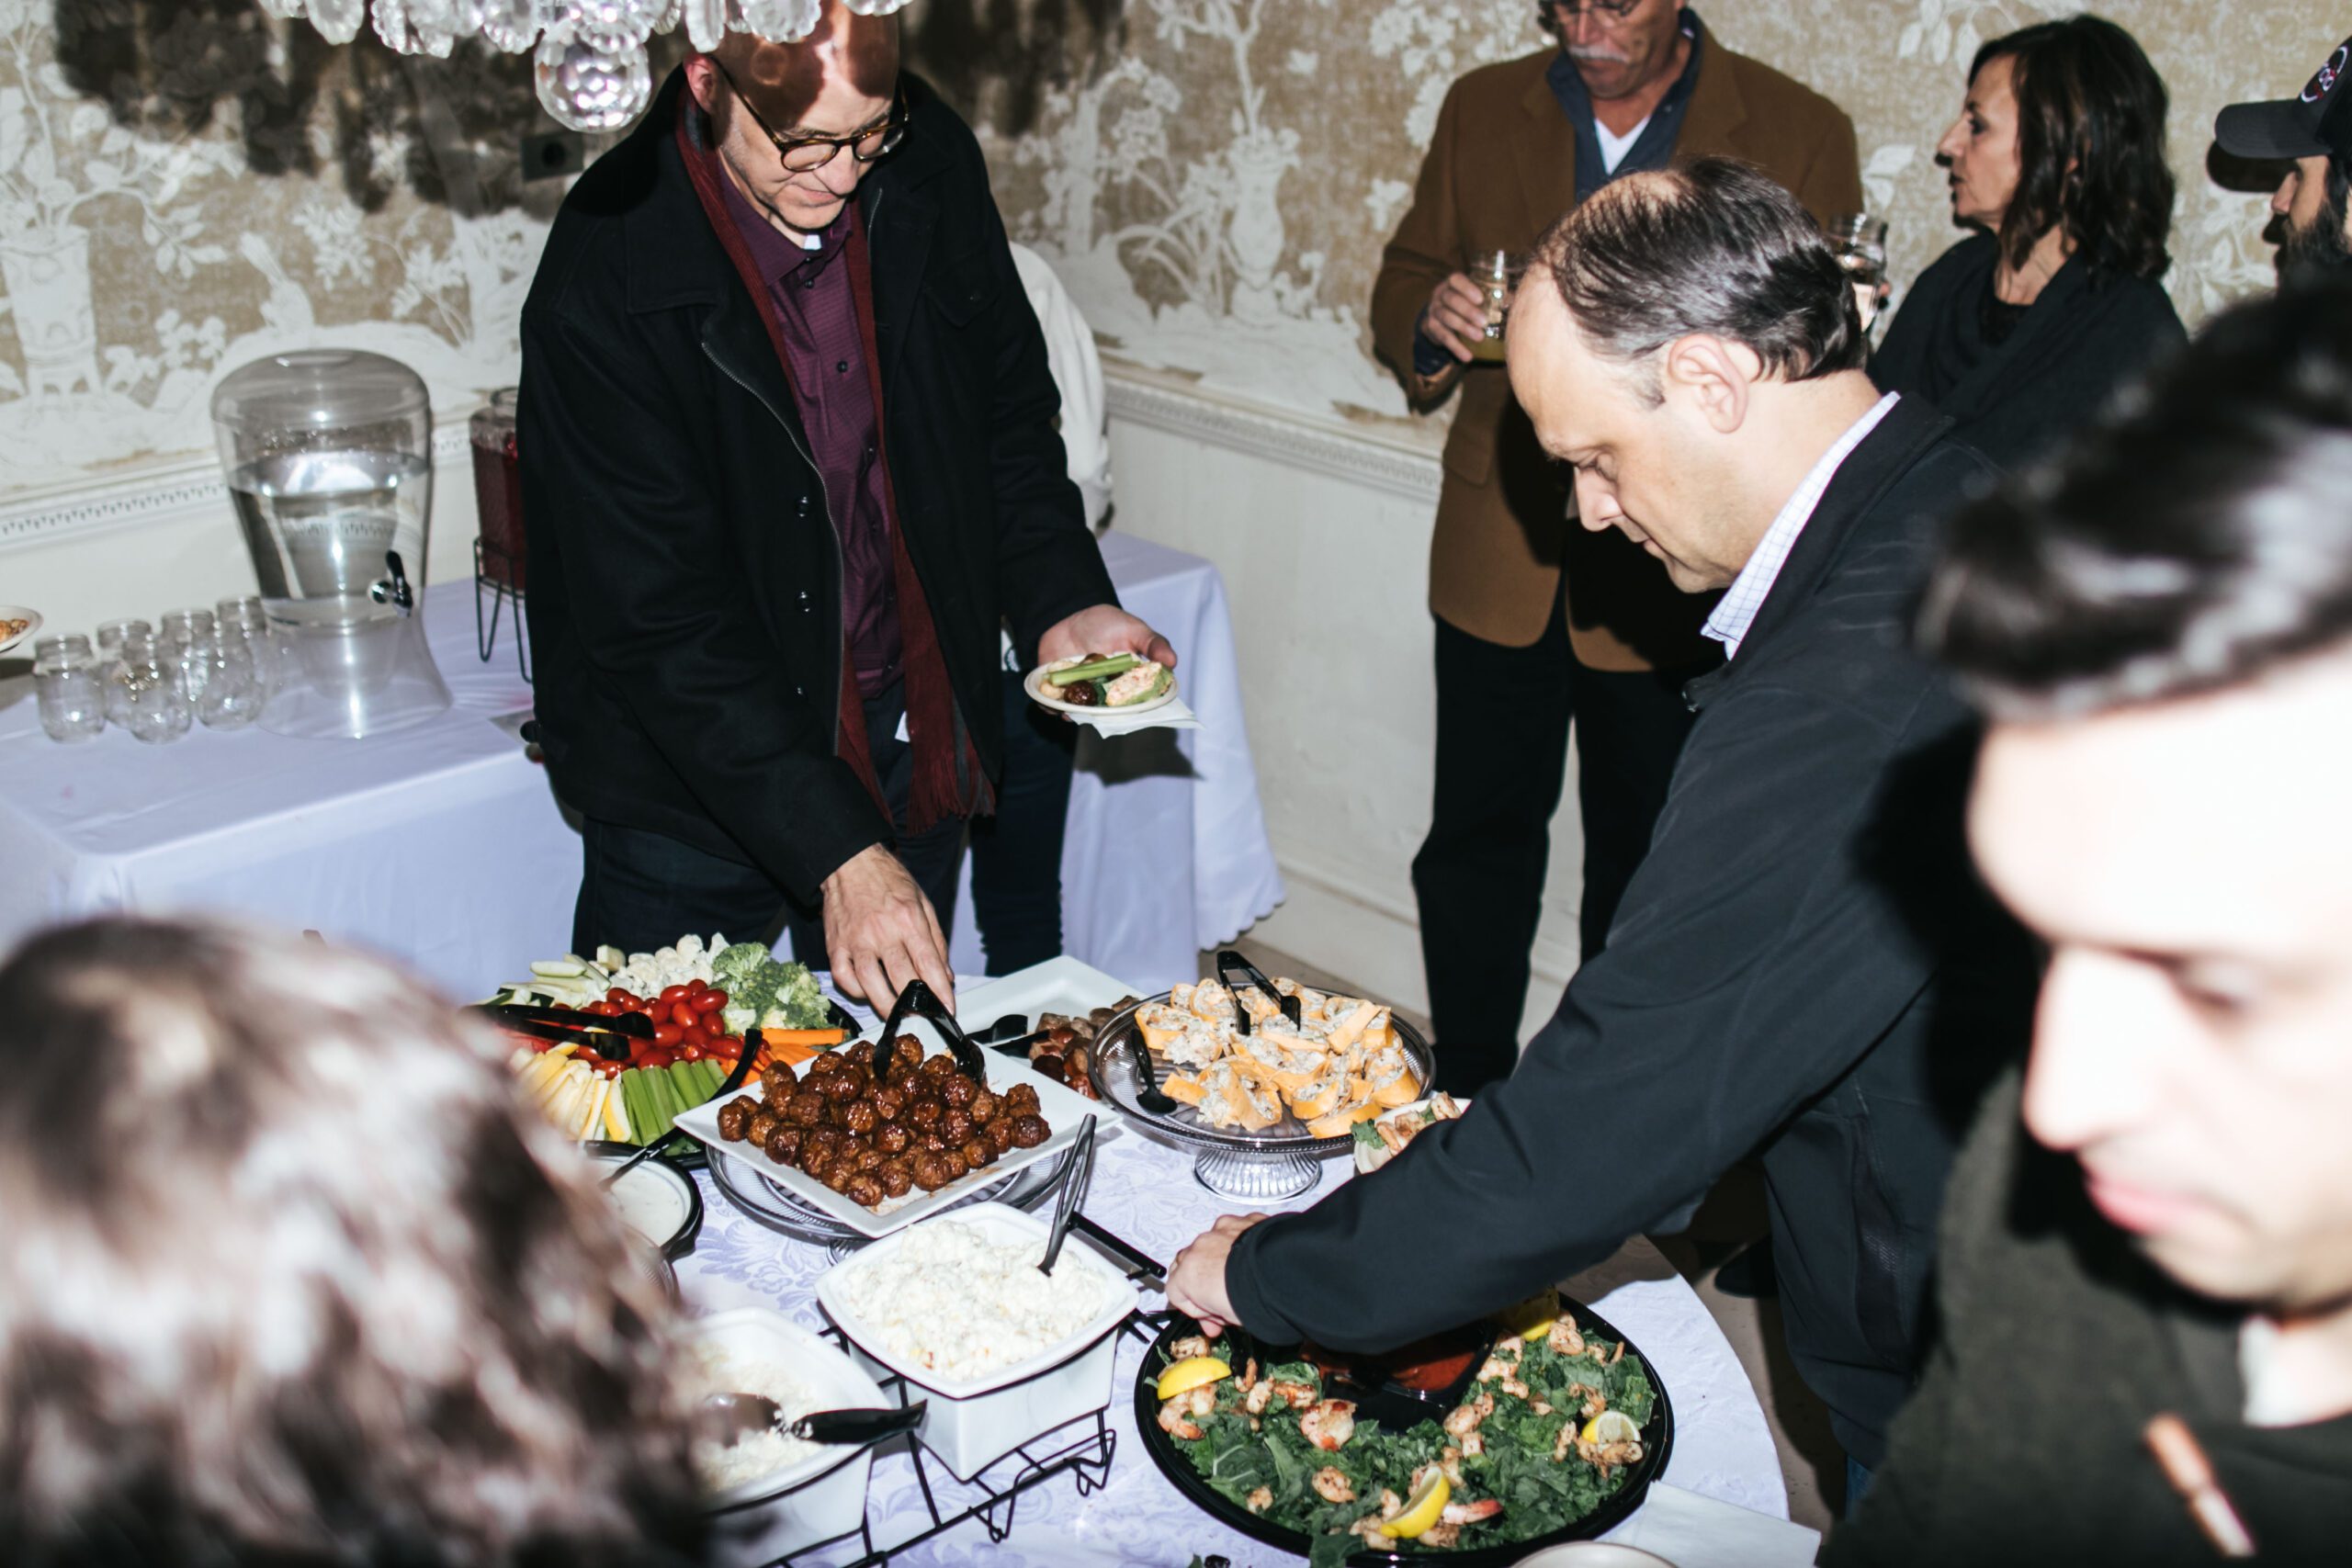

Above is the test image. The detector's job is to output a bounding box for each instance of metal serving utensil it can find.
[697,1393,926,1448]
[1215,949,1300,1037]
[1037,1113,1098,1275]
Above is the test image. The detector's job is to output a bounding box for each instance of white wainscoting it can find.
[1102,366,1585,1035]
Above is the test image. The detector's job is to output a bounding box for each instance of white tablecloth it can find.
[0,535,1282,997]
[678,980,1791,1566]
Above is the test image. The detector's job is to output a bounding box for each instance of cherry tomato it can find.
[642,1051,673,1071]
[605,987,632,1004]
[687,978,710,994]
[671,1001,699,1031]
[600,1061,624,1079]
[682,1045,704,1063]
[659,984,691,1006]
[691,987,728,1014]
[652,1022,684,1048]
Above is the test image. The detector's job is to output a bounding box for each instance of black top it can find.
[518,70,1114,900]
[1225,397,2036,1468]
[1871,232,2187,471]
[1826,1077,2352,1565]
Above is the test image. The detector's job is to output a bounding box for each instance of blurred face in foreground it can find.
[1508,276,1755,594]
[1970,648,2352,1315]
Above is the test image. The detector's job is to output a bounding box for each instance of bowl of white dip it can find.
[685,1307,889,1565]
[815,1201,1138,1480]
[586,1141,703,1259]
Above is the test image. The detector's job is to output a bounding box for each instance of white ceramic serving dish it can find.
[955,955,1145,1035]
[814,1201,1140,1481]
[1022,661,1178,716]
[0,606,43,656]
[688,1307,888,1566]
[672,1043,1104,1240]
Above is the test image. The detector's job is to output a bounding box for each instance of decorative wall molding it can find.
[0,423,475,553]
[1102,367,1442,505]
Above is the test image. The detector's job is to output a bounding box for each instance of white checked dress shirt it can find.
[1702,391,1901,660]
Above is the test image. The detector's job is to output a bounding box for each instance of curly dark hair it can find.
[1972,15,2174,280]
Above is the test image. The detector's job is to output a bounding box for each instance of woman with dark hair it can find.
[0,919,705,1568]
[1871,14,2186,468]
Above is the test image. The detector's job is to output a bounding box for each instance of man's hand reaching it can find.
[820,844,955,1012]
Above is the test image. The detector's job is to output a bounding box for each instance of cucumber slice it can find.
[1045,652,1139,686]
[530,960,586,978]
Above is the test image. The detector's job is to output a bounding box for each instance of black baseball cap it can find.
[2216,36,2352,160]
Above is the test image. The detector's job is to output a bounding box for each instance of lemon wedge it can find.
[1499,1289,1559,1339]
[1580,1409,1641,1447]
[1154,1356,1231,1401]
[1380,1472,1450,1539]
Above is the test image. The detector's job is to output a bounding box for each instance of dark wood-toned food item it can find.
[1031,1052,1068,1084]
[764,1124,804,1164]
[746,1109,780,1146]
[717,1097,756,1140]
[1003,1083,1041,1117]
[875,1121,910,1155]
[1009,1113,1049,1149]
[969,1089,1000,1123]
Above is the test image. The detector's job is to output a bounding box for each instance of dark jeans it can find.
[1411,593,1702,1093]
[967,667,1076,976]
[572,682,964,966]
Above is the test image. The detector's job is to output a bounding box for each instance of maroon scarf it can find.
[675,99,985,834]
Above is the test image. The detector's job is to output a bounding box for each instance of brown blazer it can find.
[1372,25,1862,668]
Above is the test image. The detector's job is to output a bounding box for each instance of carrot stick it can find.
[761,1028,848,1047]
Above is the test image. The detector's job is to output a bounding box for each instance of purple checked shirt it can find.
[718,175,902,696]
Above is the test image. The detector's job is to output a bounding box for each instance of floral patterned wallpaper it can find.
[0,0,2328,498]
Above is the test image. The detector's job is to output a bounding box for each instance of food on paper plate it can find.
[1353,1092,1466,1175]
[713,1036,1052,1213]
[1153,1302,1656,1561]
[1140,976,1422,1135]
[1040,650,1172,708]
[831,1216,1124,1382]
[0,615,29,642]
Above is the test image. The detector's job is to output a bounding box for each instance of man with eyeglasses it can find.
[1376,1,1862,1094]
[521,5,1168,1009]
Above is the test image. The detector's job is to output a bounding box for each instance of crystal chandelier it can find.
[255,1,915,133]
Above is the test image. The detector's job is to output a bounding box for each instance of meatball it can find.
[1002,1083,1042,1117]
[878,1159,914,1199]
[716,1099,755,1141]
[854,1146,886,1174]
[762,1078,796,1115]
[982,1117,1017,1156]
[761,1062,799,1096]
[874,1122,911,1156]
[785,1090,826,1127]
[806,1125,845,1157]
[1009,1113,1050,1149]
[939,1073,978,1109]
[1030,1053,1068,1084]
[920,1129,951,1155]
[938,1146,972,1179]
[871,1085,907,1122]
[940,1108,974,1144]
[815,1071,861,1102]
[746,1110,781,1147]
[822,1160,858,1194]
[764,1125,804,1164]
[910,1153,956,1190]
[907,1098,944,1129]
[967,1089,1001,1123]
[846,1173,885,1208]
[961,1136,995,1169]
[841,1040,875,1071]
[799,1145,833,1181]
[921,1053,956,1081]
[842,1100,877,1134]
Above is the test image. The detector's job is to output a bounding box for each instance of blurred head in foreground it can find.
[1921,286,2352,1320]
[0,919,699,1567]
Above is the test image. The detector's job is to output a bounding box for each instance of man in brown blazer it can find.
[1376,2,1860,1090]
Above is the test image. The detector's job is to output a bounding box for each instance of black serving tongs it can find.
[1216,949,1300,1036]
[471,1003,651,1062]
[871,978,989,1082]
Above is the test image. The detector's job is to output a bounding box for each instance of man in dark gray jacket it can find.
[1170,160,2032,1486]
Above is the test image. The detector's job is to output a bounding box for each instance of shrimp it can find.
[1168,1335,1215,1362]
[1376,1488,1405,1521]
[1566,1382,1609,1421]
[1442,1499,1505,1525]
[1245,1485,1272,1514]
[1442,1389,1495,1438]
[1476,1355,1515,1384]
[1348,1515,1396,1549]
[1562,1430,1646,1478]
[1311,1465,1356,1504]
[1242,1378,1274,1416]
[1437,1447,1467,1486]
[1299,1398,1357,1452]
[1235,1357,1260,1393]
[1421,1522,1464,1549]
[1156,1383,1216,1440]
[1269,1379,1319,1410]
[1547,1313,1586,1359]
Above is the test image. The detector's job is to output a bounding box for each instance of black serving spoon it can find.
[1129,1024,1180,1116]
[697,1394,926,1449]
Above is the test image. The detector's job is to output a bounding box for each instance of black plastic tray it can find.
[1131,1302,1674,1566]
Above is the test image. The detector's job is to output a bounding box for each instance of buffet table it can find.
[0,532,1280,995]
[673,971,1804,1567]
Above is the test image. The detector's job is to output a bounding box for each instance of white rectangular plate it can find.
[954,955,1147,1033]
[813,1201,1140,1398]
[672,1043,1106,1239]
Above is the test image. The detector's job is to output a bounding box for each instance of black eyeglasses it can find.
[1550,0,1644,20]
[713,61,907,173]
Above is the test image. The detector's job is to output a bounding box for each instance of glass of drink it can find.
[1470,250,1524,364]
[1826,214,1890,340]
[32,636,104,743]
[117,632,192,745]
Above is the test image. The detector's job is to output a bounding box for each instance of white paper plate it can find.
[814,1201,1139,1399]
[0,606,43,655]
[1022,662,1178,717]
[672,1042,1105,1240]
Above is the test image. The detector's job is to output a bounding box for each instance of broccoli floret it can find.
[710,941,769,988]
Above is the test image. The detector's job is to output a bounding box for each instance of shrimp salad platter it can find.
[1133,1293,1672,1567]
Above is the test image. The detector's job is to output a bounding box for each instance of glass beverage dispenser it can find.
[211,350,452,738]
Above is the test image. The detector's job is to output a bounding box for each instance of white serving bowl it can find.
[814,1201,1139,1481]
[687,1307,888,1566]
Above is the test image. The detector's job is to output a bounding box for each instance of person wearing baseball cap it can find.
[2216,34,2352,284]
